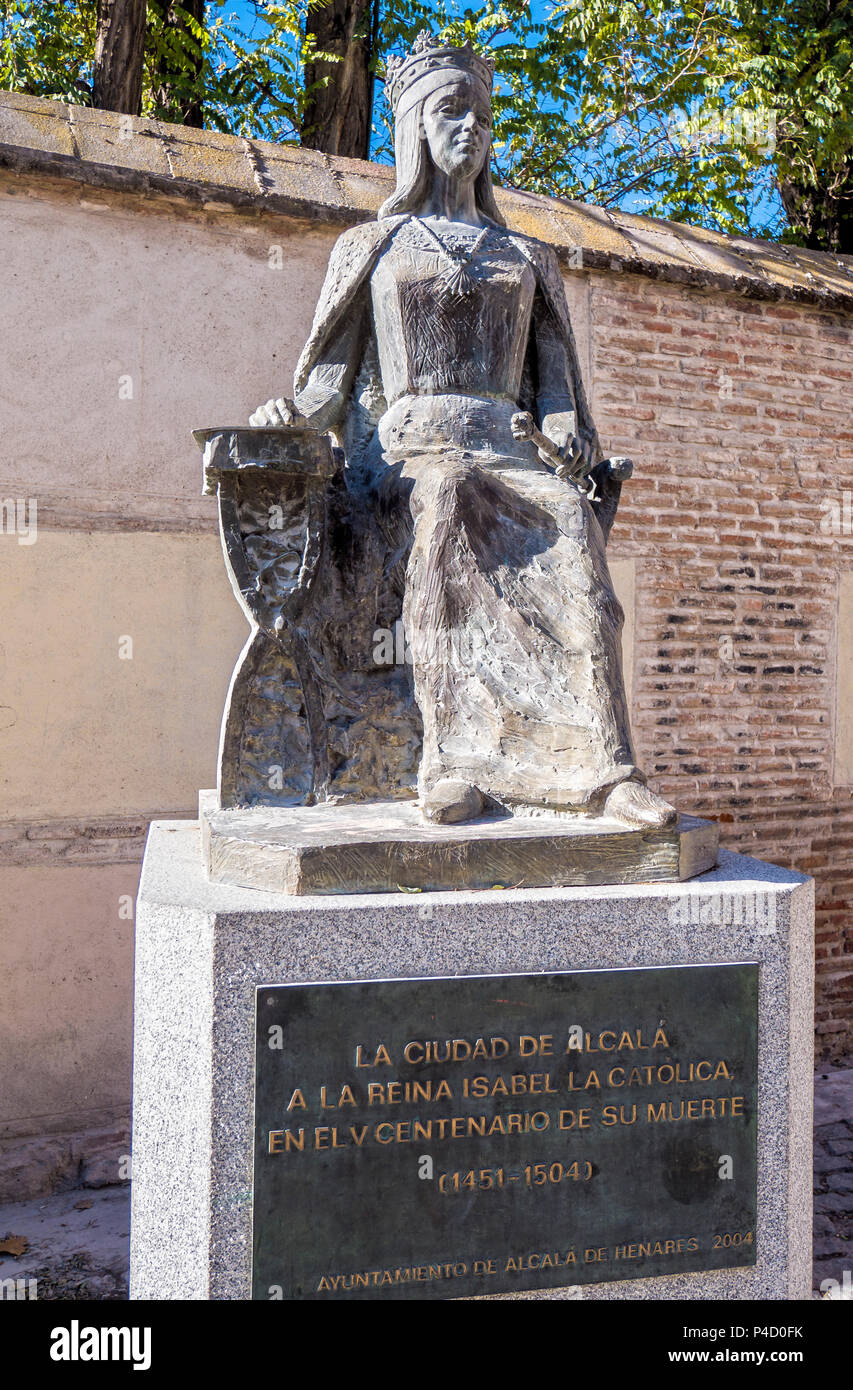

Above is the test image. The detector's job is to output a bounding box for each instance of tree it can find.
[92,0,147,114]
[301,0,376,157]
[745,0,853,252]
[0,1,98,102]
[543,0,853,252]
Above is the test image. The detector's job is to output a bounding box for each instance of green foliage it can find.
[0,1,308,139]
[0,1,96,101]
[161,1,304,137]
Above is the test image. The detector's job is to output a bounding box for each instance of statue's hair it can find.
[378,94,505,226]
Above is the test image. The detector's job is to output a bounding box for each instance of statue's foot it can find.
[422,780,484,825]
[604,780,677,829]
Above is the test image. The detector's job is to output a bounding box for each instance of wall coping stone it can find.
[2,89,853,312]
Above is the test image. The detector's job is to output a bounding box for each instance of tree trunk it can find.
[92,0,147,115]
[150,0,206,128]
[300,0,375,159]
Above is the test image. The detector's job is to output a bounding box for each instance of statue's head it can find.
[380,31,505,225]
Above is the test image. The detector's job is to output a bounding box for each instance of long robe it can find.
[287,214,641,812]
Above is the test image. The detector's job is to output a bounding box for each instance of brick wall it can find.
[595,275,853,1057]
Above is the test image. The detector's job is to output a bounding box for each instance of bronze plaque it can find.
[252,963,758,1299]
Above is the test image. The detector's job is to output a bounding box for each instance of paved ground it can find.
[812,1060,853,1297]
[0,1185,129,1299]
[1,1066,851,1300]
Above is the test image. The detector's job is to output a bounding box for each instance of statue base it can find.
[130,820,813,1300]
[199,791,718,895]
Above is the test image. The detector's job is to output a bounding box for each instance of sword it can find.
[510,411,632,485]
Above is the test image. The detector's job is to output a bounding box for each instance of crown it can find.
[384,30,495,115]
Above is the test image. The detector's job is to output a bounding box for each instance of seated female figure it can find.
[252,33,675,831]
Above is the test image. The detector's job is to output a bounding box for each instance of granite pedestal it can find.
[129,820,813,1301]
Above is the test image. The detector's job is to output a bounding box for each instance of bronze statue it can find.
[206,33,677,834]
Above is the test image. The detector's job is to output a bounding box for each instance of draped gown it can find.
[350,216,640,813]
[224,213,643,813]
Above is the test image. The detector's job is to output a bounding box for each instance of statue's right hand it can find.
[556,435,594,481]
[249,397,303,427]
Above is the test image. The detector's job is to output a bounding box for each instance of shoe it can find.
[603,780,677,829]
[421,780,484,825]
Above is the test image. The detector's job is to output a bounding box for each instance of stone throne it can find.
[195,424,421,812]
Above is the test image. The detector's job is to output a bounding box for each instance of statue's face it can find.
[421,77,491,183]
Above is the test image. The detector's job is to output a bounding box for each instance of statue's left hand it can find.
[249,397,306,428]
